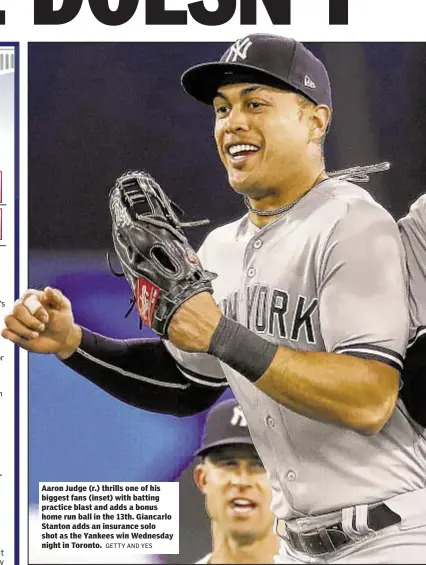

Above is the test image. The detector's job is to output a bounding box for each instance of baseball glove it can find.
[108,170,217,337]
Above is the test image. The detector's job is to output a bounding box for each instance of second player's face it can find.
[213,83,316,197]
[194,445,275,544]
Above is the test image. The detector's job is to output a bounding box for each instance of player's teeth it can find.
[233,499,251,506]
[229,144,259,155]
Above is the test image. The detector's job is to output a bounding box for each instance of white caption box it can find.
[37,482,179,555]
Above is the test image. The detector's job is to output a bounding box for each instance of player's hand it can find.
[1,287,82,358]
[168,292,222,352]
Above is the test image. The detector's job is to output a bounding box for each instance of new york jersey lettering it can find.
[290,296,318,344]
[221,285,318,345]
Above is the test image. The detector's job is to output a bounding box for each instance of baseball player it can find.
[397,195,426,427]
[192,398,279,564]
[4,35,426,562]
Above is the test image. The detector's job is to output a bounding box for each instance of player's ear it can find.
[194,463,208,494]
[310,104,330,143]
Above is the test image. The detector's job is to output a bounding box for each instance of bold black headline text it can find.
[0,1,349,26]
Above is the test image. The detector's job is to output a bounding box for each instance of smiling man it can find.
[211,85,328,212]
[193,398,279,564]
[180,35,331,226]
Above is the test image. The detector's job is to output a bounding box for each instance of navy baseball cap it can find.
[195,398,254,457]
[181,33,332,110]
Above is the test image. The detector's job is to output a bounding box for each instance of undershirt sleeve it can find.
[61,327,228,416]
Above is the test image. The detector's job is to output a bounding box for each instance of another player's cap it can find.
[195,398,254,457]
[181,33,332,110]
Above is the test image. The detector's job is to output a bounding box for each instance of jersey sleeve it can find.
[318,198,409,371]
[398,193,426,337]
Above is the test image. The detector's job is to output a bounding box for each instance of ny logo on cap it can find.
[225,37,253,63]
[230,405,247,427]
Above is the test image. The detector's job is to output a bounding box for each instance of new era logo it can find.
[225,37,253,63]
[230,406,247,427]
[304,75,316,89]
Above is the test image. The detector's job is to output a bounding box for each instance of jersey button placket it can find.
[253,239,262,249]
[247,267,256,278]
[266,415,275,428]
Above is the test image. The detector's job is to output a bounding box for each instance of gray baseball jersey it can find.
[398,194,426,339]
[166,177,426,521]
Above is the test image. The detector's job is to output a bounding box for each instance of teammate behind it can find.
[193,398,279,564]
[398,195,426,427]
[3,35,426,562]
